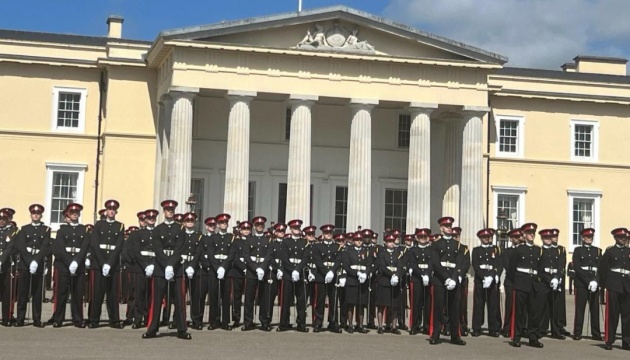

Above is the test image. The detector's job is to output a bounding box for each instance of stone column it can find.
[166,88,197,208]
[346,99,378,232]
[442,117,465,222]
[405,103,437,233]
[223,90,256,227]
[285,95,317,224]
[154,96,172,207]
[459,106,490,247]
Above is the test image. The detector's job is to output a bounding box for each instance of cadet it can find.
[539,229,564,340]
[176,213,202,337]
[0,209,17,326]
[311,224,342,333]
[375,233,403,334]
[571,227,602,341]
[471,228,502,337]
[261,223,286,331]
[226,221,249,328]
[277,219,309,332]
[195,217,216,328]
[241,216,270,331]
[204,213,234,330]
[500,228,522,337]
[551,228,570,336]
[407,228,433,335]
[341,231,373,333]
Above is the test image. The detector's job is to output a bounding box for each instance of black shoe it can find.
[261,324,272,332]
[501,330,510,338]
[346,326,354,334]
[53,322,63,328]
[33,321,44,328]
[561,328,571,336]
[471,331,481,337]
[572,335,582,340]
[221,324,233,331]
[131,323,143,329]
[159,320,168,327]
[168,322,176,330]
[75,322,86,329]
[551,334,566,340]
[391,328,401,335]
[528,340,544,348]
[377,327,384,334]
[429,338,439,345]
[241,324,255,331]
[192,324,203,330]
[46,318,55,325]
[1,321,11,327]
[357,326,368,334]
[122,319,133,326]
[592,335,603,341]
[489,331,500,337]
[207,323,219,330]
[461,329,469,337]
[450,338,466,346]
[331,326,342,333]
[312,325,320,333]
[232,321,240,328]
[110,322,123,329]
[276,326,291,332]
[366,323,377,330]
[510,341,521,348]
[296,326,309,333]
[142,332,157,339]
[87,323,98,329]
[399,324,408,331]
[177,331,192,340]
[604,344,612,350]
[410,329,418,335]
[14,321,24,327]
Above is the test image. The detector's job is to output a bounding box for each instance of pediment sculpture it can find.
[296,22,375,53]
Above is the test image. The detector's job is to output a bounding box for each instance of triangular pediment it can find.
[159,6,506,64]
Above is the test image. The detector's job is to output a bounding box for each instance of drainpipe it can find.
[93,70,106,224]
[485,97,493,228]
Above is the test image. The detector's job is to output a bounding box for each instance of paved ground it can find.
[4,288,628,360]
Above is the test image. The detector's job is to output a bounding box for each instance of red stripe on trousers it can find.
[147,278,155,329]
[604,290,609,344]
[510,289,516,340]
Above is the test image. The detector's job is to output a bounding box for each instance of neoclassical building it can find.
[1,6,629,251]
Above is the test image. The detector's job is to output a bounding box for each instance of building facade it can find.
[1,6,629,251]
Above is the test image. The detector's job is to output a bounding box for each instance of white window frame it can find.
[378,178,408,236]
[45,162,87,231]
[494,114,525,158]
[51,86,88,133]
[570,119,599,162]
[567,189,602,251]
[397,113,411,149]
[491,185,527,231]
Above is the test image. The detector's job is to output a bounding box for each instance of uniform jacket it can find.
[572,245,601,288]
[472,244,502,284]
[312,240,342,283]
[599,244,630,294]
[243,233,270,279]
[507,243,544,293]
[16,223,51,271]
[376,247,403,287]
[341,245,373,287]
[53,223,90,274]
[90,219,125,271]
[175,230,202,277]
[407,244,433,284]
[227,236,247,279]
[128,227,168,277]
[280,236,309,280]
[0,225,18,273]
[431,237,466,287]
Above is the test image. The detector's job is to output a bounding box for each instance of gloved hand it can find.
[308,271,315,282]
[325,271,334,284]
[550,278,559,290]
[256,268,264,281]
[588,281,598,292]
[145,264,154,277]
[186,266,195,279]
[44,266,48,276]
[422,275,429,286]
[495,275,500,284]
[291,270,300,282]
[408,268,413,276]
[338,278,346,287]
[102,264,111,277]
[29,261,38,274]
[165,266,174,281]
[390,275,399,286]
[483,276,492,289]
[358,272,367,284]
[85,258,91,269]
[69,261,78,275]
[458,276,463,284]
[217,267,225,280]
[276,269,283,280]
[445,278,456,290]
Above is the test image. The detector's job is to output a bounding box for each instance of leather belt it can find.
[440,261,456,268]
[163,249,174,256]
[214,254,228,260]
[544,268,558,274]
[350,265,367,271]
[65,247,80,254]
[181,254,194,262]
[289,258,301,264]
[99,244,116,251]
[581,266,598,272]
[417,264,429,269]
[140,251,155,257]
[517,267,538,275]
[387,266,397,272]
[611,268,630,275]
[323,261,335,267]
[26,247,40,255]
[479,264,493,270]
[250,256,264,263]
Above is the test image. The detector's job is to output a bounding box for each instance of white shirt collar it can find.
[69,222,79,227]
[324,240,333,245]
[164,220,174,225]
[185,229,195,234]
[146,226,155,231]
[525,242,534,247]
[219,231,227,236]
[31,222,41,227]
[106,218,115,223]
[255,232,264,237]
[354,246,362,251]
[543,245,551,249]
[481,244,491,248]
[418,244,428,248]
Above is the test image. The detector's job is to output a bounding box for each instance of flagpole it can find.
[298,0,302,12]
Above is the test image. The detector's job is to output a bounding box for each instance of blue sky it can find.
[2,0,629,70]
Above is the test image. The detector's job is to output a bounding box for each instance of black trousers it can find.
[460,278,469,330]
[133,274,148,326]
[312,282,338,327]
[513,288,545,342]
[279,278,306,327]
[16,270,43,323]
[502,285,514,332]
[573,286,600,337]
[339,286,348,327]
[605,289,630,347]
[52,269,84,324]
[410,282,430,331]
[189,275,205,327]
[262,278,279,325]
[124,272,136,322]
[540,287,562,336]
[162,280,175,324]
[227,277,244,323]
[208,276,228,326]
[431,285,461,339]
[558,284,567,327]
[472,282,499,332]
[89,269,121,324]
[146,277,187,334]
[243,278,266,327]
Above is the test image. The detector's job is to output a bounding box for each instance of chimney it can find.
[561,62,576,72]
[573,55,628,76]
[106,15,124,39]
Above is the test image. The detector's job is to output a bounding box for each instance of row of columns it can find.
[154,88,488,247]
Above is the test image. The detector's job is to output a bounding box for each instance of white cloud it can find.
[383,0,630,70]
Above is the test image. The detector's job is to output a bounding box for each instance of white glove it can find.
[69,261,78,275]
[358,272,367,284]
[102,264,111,277]
[217,267,225,280]
[44,266,48,276]
[458,276,463,284]
[307,271,315,282]
[186,266,195,279]
[495,275,500,284]
[445,278,456,290]
[390,275,399,286]
[408,268,413,276]
[550,278,559,290]
[256,268,265,281]
[165,266,174,281]
[588,281,598,292]
[145,264,154,277]
[483,276,492,289]
[85,258,91,268]
[338,278,346,287]
[291,270,300,282]
[29,261,38,274]
[276,269,283,280]
[325,271,334,284]
[422,275,429,286]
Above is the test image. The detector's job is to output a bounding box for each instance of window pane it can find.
[574,124,593,158]
[384,188,407,233]
[398,114,411,148]
[50,171,79,224]
[334,186,348,234]
[248,181,256,221]
[285,108,291,141]
[498,120,519,153]
[57,92,82,128]
[497,194,519,228]
[571,198,594,246]
[277,183,287,224]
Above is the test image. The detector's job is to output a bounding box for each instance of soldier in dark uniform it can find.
[128,211,151,329]
[572,227,602,341]
[500,228,522,337]
[342,231,373,333]
[194,217,215,329]
[276,219,309,332]
[241,216,270,331]
[122,225,139,326]
[0,209,17,327]
[538,229,565,339]
[51,203,90,328]
[407,228,433,335]
[429,217,466,345]
[88,200,125,328]
[451,226,471,337]
[507,222,545,348]
[375,233,403,334]
[335,233,348,330]
[471,228,502,337]
[398,234,413,331]
[303,226,317,312]
[178,213,202,334]
[261,223,286,331]
[600,227,630,350]
[15,204,51,327]
[226,221,249,328]
[311,224,342,333]
[363,228,378,330]
[155,200,184,328]
[551,228,570,336]
[204,213,234,330]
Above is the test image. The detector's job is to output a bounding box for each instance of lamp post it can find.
[496,210,513,250]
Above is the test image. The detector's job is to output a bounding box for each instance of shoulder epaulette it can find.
[120,223,124,231]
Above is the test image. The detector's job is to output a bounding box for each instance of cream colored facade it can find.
[0,6,628,252]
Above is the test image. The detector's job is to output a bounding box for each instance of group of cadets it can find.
[0,201,629,350]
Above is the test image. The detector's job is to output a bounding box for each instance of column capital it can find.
[409,102,438,111]
[461,105,491,118]
[350,98,378,111]
[227,90,257,101]
[168,86,199,101]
